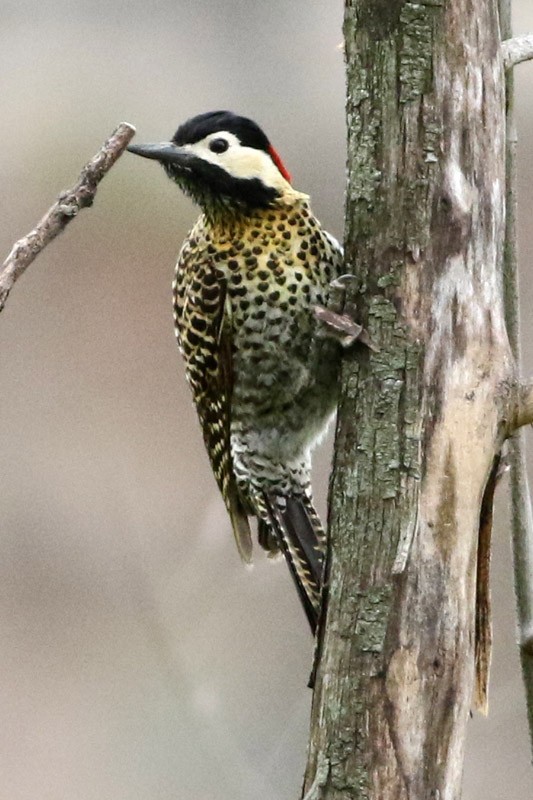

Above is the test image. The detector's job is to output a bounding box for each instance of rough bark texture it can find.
[302,2,515,798]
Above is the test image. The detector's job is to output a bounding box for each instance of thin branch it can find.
[301,757,329,800]
[500,0,533,755]
[502,35,533,69]
[513,381,533,429]
[0,121,136,312]
[510,448,533,655]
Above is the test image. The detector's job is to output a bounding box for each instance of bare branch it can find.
[501,0,533,753]
[301,757,329,800]
[509,435,533,680]
[502,35,533,69]
[513,381,533,429]
[0,121,136,312]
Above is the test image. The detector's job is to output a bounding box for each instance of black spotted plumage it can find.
[128,112,344,633]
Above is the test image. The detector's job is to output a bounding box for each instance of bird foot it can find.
[313,305,366,348]
[327,273,357,315]
[314,274,378,351]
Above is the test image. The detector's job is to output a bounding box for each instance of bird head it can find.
[127,111,294,219]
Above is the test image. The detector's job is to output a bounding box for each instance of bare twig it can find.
[0,121,136,312]
[502,35,533,69]
[513,381,533,429]
[301,757,329,800]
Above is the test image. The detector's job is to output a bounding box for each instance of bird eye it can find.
[209,138,229,154]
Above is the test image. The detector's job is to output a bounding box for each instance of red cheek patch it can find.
[268,145,292,184]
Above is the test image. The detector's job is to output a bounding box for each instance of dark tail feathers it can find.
[262,493,326,633]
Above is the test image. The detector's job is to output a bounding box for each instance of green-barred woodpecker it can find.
[127,111,344,631]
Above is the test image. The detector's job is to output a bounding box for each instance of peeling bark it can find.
[302,2,516,798]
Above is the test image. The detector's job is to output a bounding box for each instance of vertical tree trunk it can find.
[303,2,516,798]
[500,0,533,753]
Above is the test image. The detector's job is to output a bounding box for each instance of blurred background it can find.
[1,2,532,798]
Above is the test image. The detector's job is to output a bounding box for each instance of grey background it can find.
[1,2,533,798]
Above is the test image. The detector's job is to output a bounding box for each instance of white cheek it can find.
[221,148,288,189]
[187,138,288,190]
[222,149,269,177]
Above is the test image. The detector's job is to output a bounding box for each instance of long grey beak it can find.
[127,142,188,164]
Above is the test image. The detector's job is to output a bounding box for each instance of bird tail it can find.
[262,493,326,633]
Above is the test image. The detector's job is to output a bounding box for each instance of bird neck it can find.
[200,186,310,234]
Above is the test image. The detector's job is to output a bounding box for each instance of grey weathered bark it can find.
[302,2,530,798]
[502,34,533,69]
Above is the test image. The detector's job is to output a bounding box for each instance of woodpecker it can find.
[127,111,344,632]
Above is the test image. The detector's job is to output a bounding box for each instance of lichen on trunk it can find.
[302,2,515,798]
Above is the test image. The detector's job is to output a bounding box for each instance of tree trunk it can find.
[303,2,516,798]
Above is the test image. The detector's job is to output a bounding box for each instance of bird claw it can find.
[314,274,379,351]
[314,305,365,348]
[327,273,356,315]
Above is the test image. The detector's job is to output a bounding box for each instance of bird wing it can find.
[173,247,253,563]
